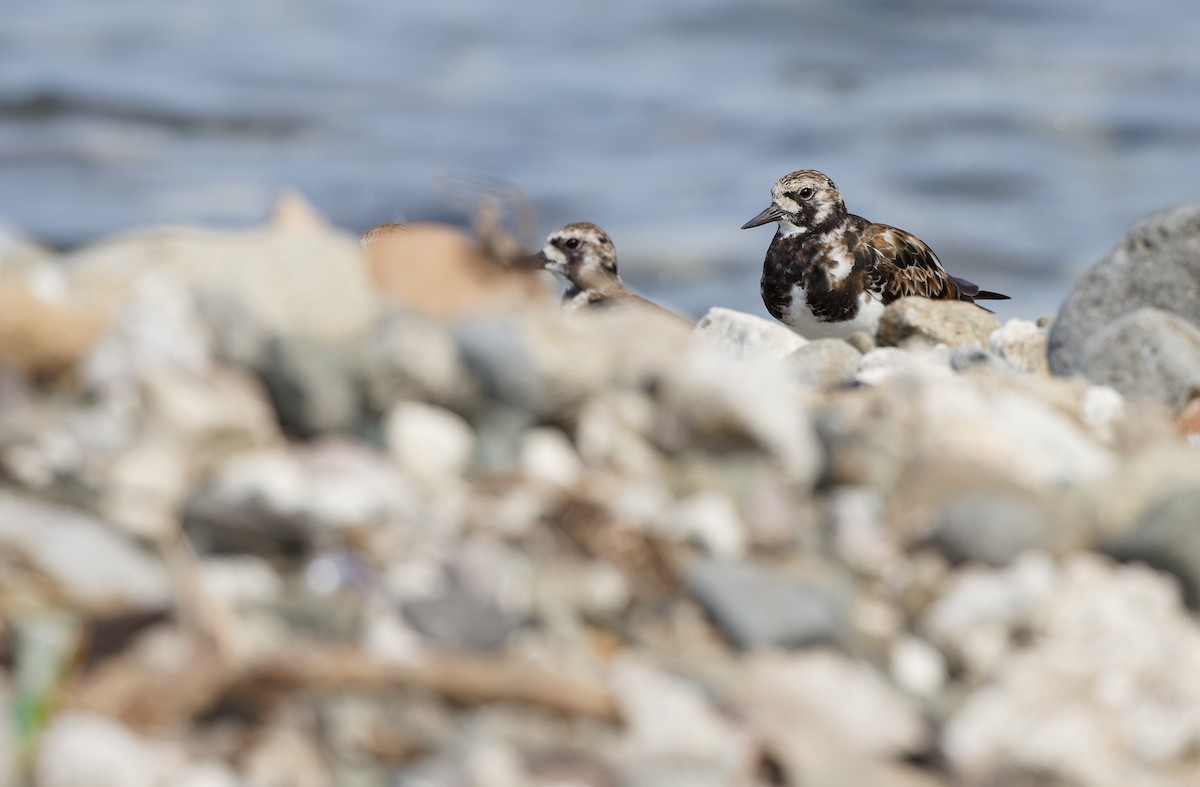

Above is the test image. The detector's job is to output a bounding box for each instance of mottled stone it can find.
[877,297,999,349]
[1076,307,1200,410]
[1049,202,1200,375]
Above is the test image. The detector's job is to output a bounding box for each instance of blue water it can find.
[3,0,1200,322]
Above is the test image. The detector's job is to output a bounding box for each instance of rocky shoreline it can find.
[2,196,1200,786]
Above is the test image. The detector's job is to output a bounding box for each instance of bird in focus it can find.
[742,169,1009,338]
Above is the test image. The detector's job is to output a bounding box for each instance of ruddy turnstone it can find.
[742,169,1009,339]
[534,222,683,319]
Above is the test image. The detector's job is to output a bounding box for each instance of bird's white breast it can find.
[783,286,885,339]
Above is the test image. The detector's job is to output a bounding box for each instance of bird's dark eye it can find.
[798,187,814,199]
[564,238,581,250]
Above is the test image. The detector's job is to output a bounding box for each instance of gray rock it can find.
[1106,486,1200,609]
[1075,307,1200,409]
[453,311,619,420]
[929,492,1053,566]
[653,347,822,484]
[403,587,523,650]
[789,338,862,387]
[261,335,361,437]
[359,308,479,415]
[454,318,542,413]
[876,297,999,349]
[947,346,1006,374]
[686,560,846,648]
[692,307,806,361]
[1049,202,1200,376]
[0,493,172,616]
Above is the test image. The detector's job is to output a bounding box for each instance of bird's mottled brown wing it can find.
[856,224,962,304]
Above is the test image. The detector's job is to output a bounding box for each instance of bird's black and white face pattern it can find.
[742,170,846,237]
[538,222,618,286]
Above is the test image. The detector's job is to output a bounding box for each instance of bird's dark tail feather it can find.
[951,276,1010,302]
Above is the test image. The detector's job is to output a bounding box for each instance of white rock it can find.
[201,555,284,607]
[80,271,214,393]
[99,368,280,539]
[385,401,475,485]
[989,318,1049,374]
[519,426,584,487]
[0,494,171,616]
[692,306,807,361]
[464,739,529,787]
[240,721,331,787]
[944,554,1200,787]
[362,597,425,665]
[920,552,1060,678]
[658,490,747,560]
[36,711,199,787]
[611,659,758,779]
[889,635,948,699]
[177,763,240,787]
[1081,385,1125,445]
[0,678,14,787]
[737,650,929,759]
[606,481,674,529]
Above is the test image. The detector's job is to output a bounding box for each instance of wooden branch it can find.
[235,646,620,724]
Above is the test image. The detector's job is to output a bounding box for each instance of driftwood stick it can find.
[234,645,621,724]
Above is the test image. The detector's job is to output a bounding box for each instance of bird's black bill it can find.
[741,204,784,229]
[521,250,550,269]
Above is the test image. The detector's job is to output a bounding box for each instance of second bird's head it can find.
[534,222,619,284]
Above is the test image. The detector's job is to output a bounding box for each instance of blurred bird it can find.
[742,169,1009,338]
[533,222,686,321]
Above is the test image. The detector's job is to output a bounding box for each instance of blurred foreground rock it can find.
[3,202,1200,787]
